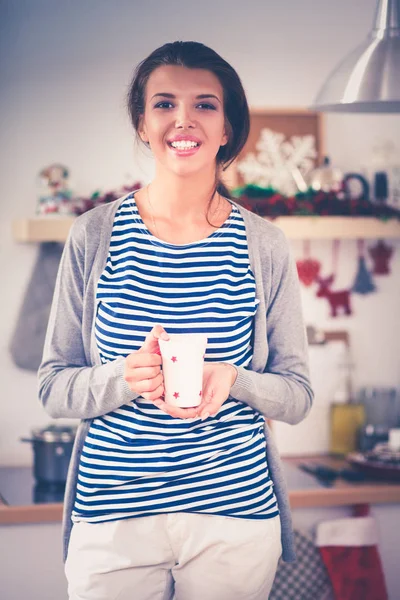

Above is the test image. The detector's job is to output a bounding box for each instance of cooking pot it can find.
[21,424,77,484]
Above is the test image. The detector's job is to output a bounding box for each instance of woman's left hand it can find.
[154,362,237,420]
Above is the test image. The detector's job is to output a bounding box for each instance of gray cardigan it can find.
[37,194,313,563]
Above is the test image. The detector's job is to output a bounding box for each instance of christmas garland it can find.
[231,184,400,220]
[70,181,400,221]
[72,181,143,216]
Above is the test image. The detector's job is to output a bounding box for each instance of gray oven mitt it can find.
[9,242,64,371]
[270,529,334,600]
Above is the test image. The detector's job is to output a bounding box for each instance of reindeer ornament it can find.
[315,240,353,318]
[315,274,352,317]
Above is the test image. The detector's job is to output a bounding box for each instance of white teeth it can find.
[170,141,198,149]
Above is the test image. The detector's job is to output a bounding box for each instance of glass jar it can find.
[330,403,366,455]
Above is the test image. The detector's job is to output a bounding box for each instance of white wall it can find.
[1,0,400,466]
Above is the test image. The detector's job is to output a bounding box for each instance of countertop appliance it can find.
[21,424,77,485]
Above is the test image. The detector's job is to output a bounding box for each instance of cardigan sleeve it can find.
[37,218,137,419]
[230,230,313,425]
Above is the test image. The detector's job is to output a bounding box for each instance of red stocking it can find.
[316,515,388,600]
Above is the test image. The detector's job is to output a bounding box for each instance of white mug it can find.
[159,333,208,408]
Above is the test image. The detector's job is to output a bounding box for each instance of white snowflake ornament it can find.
[237,128,317,196]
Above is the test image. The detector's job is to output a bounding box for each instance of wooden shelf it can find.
[12,216,75,242]
[12,215,400,243]
[271,216,400,239]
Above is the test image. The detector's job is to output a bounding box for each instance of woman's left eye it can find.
[153,101,216,111]
[196,103,217,110]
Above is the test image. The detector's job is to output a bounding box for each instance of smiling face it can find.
[139,65,228,178]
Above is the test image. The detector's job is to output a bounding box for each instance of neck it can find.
[148,166,219,221]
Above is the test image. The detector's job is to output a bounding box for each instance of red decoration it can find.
[319,546,387,599]
[171,356,177,362]
[297,259,321,286]
[316,275,352,317]
[315,240,352,318]
[233,184,400,219]
[317,510,388,600]
[173,392,179,399]
[296,241,321,286]
[368,240,394,275]
[73,180,142,216]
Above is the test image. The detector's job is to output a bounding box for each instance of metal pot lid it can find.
[30,424,77,442]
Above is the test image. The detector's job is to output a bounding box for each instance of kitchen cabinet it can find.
[12,215,400,243]
[1,459,400,599]
[0,522,67,600]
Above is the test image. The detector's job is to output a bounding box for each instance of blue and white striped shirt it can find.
[72,193,278,523]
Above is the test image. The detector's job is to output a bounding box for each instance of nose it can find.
[175,105,195,128]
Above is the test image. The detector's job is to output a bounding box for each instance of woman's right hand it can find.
[123,325,169,402]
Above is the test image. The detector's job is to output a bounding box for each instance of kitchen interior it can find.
[1,1,400,599]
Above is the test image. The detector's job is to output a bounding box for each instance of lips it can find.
[167,135,202,145]
[166,135,202,157]
[167,144,201,157]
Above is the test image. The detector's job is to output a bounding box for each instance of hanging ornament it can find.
[315,240,352,318]
[316,513,388,600]
[236,128,317,196]
[368,240,394,275]
[352,239,377,295]
[296,240,321,286]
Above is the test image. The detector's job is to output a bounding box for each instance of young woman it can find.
[38,41,313,600]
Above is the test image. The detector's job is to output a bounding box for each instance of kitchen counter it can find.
[1,455,400,525]
[283,455,400,508]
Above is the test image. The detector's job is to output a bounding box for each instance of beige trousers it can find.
[65,512,281,600]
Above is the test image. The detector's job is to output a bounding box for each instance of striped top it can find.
[71,192,278,523]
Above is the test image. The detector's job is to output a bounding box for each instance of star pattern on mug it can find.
[171,356,178,362]
[199,390,202,396]
[173,392,180,399]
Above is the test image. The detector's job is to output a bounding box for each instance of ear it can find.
[220,120,231,147]
[220,130,228,147]
[138,115,149,143]
[140,129,149,144]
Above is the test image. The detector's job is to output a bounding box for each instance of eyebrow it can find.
[150,93,221,104]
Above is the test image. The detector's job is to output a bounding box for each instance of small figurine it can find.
[37,163,74,215]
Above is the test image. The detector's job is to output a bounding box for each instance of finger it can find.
[197,387,214,418]
[162,404,199,419]
[132,373,164,394]
[174,406,199,419]
[199,404,218,420]
[198,392,221,420]
[154,400,198,420]
[126,353,162,369]
[139,325,170,354]
[125,365,161,382]
[141,382,165,402]
[195,401,211,419]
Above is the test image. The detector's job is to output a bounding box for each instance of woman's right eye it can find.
[154,102,173,109]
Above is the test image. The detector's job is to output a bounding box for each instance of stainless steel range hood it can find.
[312,0,400,113]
